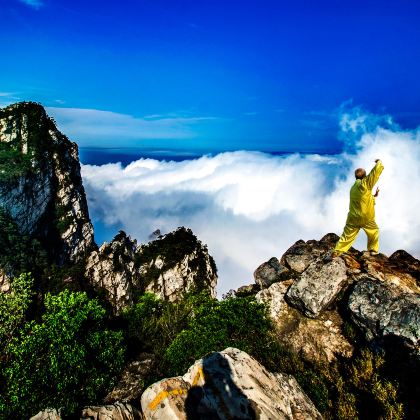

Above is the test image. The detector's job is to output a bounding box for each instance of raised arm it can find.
[362,159,384,190]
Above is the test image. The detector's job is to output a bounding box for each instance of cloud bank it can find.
[81,109,420,296]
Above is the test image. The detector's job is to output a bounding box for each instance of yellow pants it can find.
[334,219,379,255]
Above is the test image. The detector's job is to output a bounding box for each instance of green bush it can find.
[163,294,276,376]
[0,287,125,418]
[0,273,34,351]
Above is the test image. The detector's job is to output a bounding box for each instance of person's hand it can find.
[374,187,380,197]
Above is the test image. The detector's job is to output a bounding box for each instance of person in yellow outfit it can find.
[329,159,384,259]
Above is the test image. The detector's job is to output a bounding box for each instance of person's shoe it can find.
[369,250,379,256]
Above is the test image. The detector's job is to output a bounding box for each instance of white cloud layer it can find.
[81,109,420,296]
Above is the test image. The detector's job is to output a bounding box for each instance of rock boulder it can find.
[140,347,322,419]
[253,257,290,288]
[256,281,353,363]
[286,255,349,318]
[80,402,142,419]
[348,277,420,346]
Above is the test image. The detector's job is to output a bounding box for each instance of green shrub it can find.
[163,294,275,376]
[0,273,34,351]
[0,288,125,418]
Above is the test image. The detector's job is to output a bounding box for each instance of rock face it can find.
[280,233,339,274]
[141,347,322,420]
[0,102,95,264]
[30,408,61,420]
[85,227,218,313]
[256,281,353,363]
[85,231,141,314]
[80,402,142,419]
[253,257,290,288]
[249,234,420,361]
[105,353,155,404]
[286,256,349,318]
[138,227,217,302]
[348,277,420,347]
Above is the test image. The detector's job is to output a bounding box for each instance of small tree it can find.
[1,288,125,417]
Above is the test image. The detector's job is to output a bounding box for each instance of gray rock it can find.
[30,408,61,420]
[85,232,141,314]
[256,281,353,363]
[286,256,349,318]
[86,227,218,313]
[140,227,218,303]
[280,233,339,274]
[0,269,10,293]
[235,283,260,297]
[253,257,290,288]
[0,102,95,265]
[80,402,142,419]
[348,277,420,346]
[359,251,420,293]
[105,353,155,403]
[141,347,322,419]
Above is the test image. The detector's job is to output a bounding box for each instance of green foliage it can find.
[0,288,125,418]
[124,291,208,369]
[0,142,33,182]
[0,273,34,351]
[0,209,48,278]
[160,293,275,376]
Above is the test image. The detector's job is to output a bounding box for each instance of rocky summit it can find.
[0,102,95,266]
[1,102,419,419]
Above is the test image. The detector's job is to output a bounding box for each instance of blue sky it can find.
[1,0,420,152]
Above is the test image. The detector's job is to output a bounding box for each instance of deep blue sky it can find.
[1,0,420,152]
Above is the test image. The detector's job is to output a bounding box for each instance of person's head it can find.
[355,168,366,179]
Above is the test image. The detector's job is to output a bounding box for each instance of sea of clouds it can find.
[81,108,420,296]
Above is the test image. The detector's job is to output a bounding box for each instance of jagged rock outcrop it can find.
[253,257,290,288]
[85,227,217,313]
[105,353,155,404]
[280,233,339,274]
[359,251,420,293]
[85,231,141,314]
[249,234,420,361]
[0,102,95,265]
[140,347,322,419]
[285,256,349,318]
[30,408,61,420]
[80,402,142,419]
[348,277,420,347]
[256,281,353,363]
[139,227,217,302]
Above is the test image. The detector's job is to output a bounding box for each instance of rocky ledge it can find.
[247,234,419,364]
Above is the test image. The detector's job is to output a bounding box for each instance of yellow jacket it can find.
[346,160,384,226]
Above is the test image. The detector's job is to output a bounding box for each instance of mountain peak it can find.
[0,102,95,267]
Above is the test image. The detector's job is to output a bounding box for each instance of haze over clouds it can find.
[82,109,420,296]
